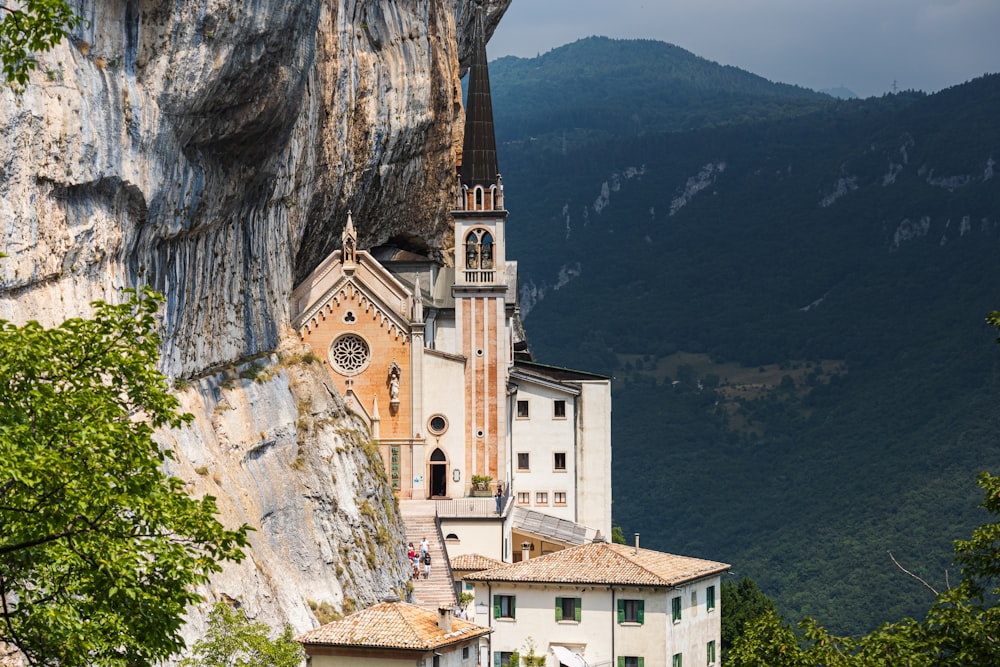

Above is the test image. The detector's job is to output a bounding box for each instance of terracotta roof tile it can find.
[296,601,491,650]
[463,541,729,587]
[450,553,506,572]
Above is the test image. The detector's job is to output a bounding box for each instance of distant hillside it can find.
[490,36,832,144]
[489,37,1000,636]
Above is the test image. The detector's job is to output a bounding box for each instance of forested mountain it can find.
[490,38,1000,635]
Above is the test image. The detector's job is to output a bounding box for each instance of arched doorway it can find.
[429,448,448,498]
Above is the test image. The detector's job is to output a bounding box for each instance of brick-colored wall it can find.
[300,290,412,440]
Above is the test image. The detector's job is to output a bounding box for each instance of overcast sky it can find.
[488,0,1000,98]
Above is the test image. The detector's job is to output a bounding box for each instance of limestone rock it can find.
[0,0,511,648]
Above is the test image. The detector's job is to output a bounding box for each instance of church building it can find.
[290,6,612,544]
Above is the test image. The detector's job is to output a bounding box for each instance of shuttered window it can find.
[493,594,516,619]
[555,596,582,622]
[617,598,644,624]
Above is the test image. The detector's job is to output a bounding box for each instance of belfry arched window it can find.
[464,229,494,270]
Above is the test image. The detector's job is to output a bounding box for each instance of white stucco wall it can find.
[472,576,722,667]
[422,350,467,496]
[575,380,613,537]
[509,381,579,522]
[441,519,506,561]
[307,641,481,667]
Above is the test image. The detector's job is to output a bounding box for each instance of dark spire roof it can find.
[460,2,499,188]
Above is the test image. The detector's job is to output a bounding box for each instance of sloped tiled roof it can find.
[464,541,729,587]
[295,601,491,650]
[450,553,505,572]
[512,507,597,546]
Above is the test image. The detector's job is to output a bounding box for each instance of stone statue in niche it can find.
[388,361,401,409]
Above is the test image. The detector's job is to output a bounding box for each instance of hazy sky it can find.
[488,0,1000,98]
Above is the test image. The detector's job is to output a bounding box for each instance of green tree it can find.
[178,602,303,667]
[0,288,249,666]
[728,472,1000,666]
[1,0,82,85]
[721,576,778,656]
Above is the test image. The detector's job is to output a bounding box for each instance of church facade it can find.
[290,9,611,540]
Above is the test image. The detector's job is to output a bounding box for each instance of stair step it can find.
[399,501,457,612]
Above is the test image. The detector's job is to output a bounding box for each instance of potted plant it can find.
[471,475,492,496]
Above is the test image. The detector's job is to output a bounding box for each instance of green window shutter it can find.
[637,600,645,624]
[494,652,501,667]
[638,659,645,667]
[493,595,500,619]
[511,595,516,618]
[511,651,520,667]
[617,598,625,623]
[555,597,563,621]
[618,658,625,667]
[707,585,716,610]
[574,597,582,622]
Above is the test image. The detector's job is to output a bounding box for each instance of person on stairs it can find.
[423,550,432,579]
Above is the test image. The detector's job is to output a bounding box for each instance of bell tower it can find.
[453,1,510,486]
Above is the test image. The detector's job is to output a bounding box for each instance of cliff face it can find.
[0,0,510,643]
[0,0,508,375]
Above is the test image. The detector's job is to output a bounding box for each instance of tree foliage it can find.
[728,473,1000,666]
[721,577,777,656]
[0,0,81,85]
[0,288,249,666]
[178,603,303,667]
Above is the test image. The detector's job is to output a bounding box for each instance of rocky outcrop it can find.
[161,350,407,646]
[0,0,509,376]
[0,0,510,643]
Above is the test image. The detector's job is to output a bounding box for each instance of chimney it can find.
[521,542,531,562]
[634,532,640,554]
[592,530,605,543]
[438,606,453,632]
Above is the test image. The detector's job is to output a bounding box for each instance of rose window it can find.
[330,334,370,375]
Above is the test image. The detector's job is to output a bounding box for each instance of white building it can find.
[464,539,730,667]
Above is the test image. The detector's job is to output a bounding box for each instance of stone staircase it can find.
[399,500,457,611]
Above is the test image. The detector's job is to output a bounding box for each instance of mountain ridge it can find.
[488,39,1000,634]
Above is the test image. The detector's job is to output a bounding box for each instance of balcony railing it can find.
[463,269,495,284]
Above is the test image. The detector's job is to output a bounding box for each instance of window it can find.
[554,491,567,505]
[706,585,716,611]
[535,492,548,505]
[706,640,716,666]
[671,596,682,622]
[618,599,644,624]
[517,452,530,471]
[672,654,682,667]
[553,452,567,471]
[553,399,566,418]
[517,492,530,505]
[465,228,494,269]
[691,590,698,617]
[496,651,519,667]
[618,658,644,667]
[493,595,515,619]
[463,647,470,659]
[516,400,529,418]
[428,415,448,435]
[555,596,582,622]
[329,334,370,376]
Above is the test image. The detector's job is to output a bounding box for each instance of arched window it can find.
[464,229,494,270]
[474,187,483,208]
[480,232,493,269]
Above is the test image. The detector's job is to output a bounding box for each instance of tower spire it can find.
[460,1,499,188]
